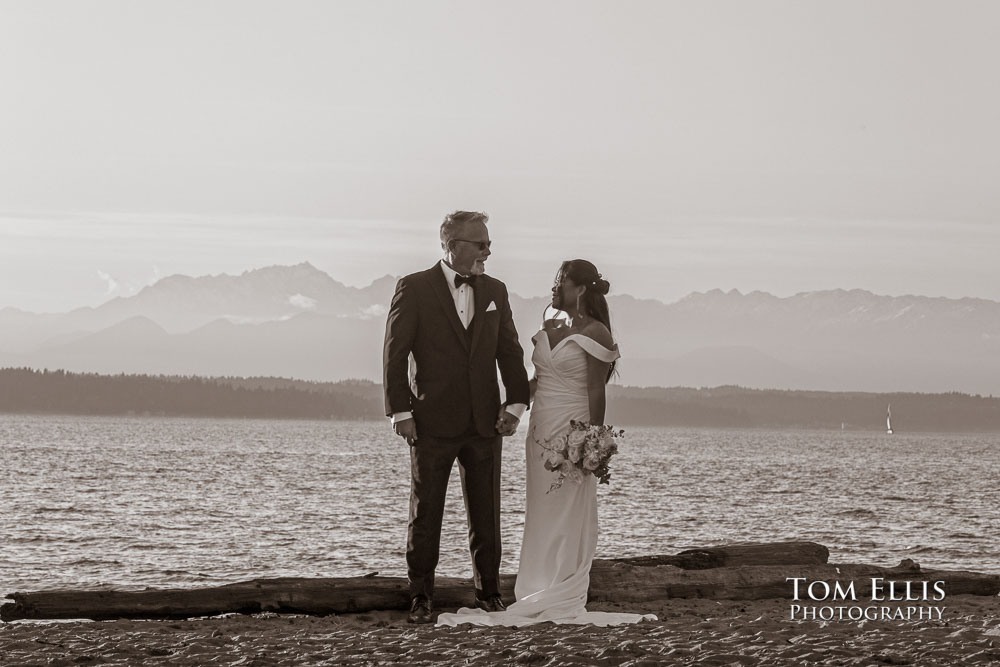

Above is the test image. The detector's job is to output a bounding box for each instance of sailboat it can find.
[886,404,893,435]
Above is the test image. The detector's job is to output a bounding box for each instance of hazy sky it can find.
[2,1,998,312]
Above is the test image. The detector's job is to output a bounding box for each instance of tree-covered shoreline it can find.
[0,368,382,421]
[2,368,1000,432]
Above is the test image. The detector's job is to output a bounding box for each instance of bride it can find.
[436,260,656,627]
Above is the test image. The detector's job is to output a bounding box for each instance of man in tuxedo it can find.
[383,210,530,624]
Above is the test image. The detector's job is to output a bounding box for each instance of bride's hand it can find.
[495,406,507,433]
[496,407,520,436]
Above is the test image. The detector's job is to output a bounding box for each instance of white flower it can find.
[543,449,566,470]
[567,430,587,448]
[543,422,623,492]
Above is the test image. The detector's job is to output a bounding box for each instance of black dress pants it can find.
[406,430,502,600]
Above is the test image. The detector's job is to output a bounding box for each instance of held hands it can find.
[495,407,520,437]
[393,418,418,446]
[396,411,516,443]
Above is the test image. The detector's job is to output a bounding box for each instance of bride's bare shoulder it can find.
[579,320,614,348]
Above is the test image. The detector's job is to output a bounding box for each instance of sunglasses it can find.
[453,239,492,251]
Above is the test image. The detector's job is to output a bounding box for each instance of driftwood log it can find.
[610,541,830,569]
[589,559,1000,602]
[3,541,998,621]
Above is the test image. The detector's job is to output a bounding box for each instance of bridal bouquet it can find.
[536,420,624,493]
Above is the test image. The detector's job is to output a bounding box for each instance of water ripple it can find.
[1,415,998,597]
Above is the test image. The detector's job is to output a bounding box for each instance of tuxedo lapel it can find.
[469,278,491,353]
[427,264,470,351]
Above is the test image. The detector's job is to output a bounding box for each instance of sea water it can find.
[1,415,997,597]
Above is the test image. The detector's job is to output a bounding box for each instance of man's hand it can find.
[393,418,418,446]
[495,408,520,437]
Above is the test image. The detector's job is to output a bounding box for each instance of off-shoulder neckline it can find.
[537,331,617,355]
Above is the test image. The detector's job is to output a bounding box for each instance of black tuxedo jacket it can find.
[383,263,530,439]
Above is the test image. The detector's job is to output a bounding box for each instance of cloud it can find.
[96,270,119,295]
[289,293,318,310]
[361,304,388,319]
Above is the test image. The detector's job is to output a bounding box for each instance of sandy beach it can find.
[2,595,998,666]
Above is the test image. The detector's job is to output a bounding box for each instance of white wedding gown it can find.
[436,332,657,627]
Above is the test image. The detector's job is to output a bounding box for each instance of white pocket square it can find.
[485,301,497,312]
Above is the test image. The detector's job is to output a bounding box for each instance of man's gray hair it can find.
[440,210,489,244]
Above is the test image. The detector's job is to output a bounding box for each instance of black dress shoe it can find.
[474,594,507,613]
[407,595,434,624]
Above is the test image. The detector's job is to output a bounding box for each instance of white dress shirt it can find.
[438,260,475,329]
[392,260,526,425]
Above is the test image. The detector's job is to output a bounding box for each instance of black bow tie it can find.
[454,274,477,288]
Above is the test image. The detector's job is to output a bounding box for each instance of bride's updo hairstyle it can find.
[558,259,617,383]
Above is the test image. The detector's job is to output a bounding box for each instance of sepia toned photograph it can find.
[2,1,998,664]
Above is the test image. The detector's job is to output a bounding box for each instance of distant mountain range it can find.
[2,263,998,394]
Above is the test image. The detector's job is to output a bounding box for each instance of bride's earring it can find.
[575,292,583,319]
